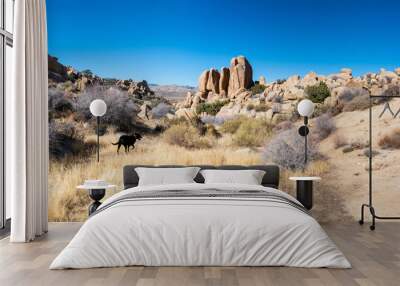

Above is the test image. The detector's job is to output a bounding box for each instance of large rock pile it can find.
[116,79,154,99]
[176,55,255,115]
[175,55,400,124]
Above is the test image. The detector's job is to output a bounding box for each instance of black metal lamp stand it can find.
[298,116,310,167]
[96,116,100,162]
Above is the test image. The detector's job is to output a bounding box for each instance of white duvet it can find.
[50,183,351,269]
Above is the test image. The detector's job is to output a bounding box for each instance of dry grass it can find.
[48,133,262,221]
[219,116,247,134]
[378,128,400,149]
[163,122,212,149]
[219,116,273,147]
[233,119,272,147]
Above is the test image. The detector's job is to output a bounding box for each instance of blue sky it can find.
[47,0,400,86]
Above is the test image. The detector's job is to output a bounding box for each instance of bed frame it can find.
[123,165,280,189]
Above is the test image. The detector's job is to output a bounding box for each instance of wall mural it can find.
[48,54,400,223]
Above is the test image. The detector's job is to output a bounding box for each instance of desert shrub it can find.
[163,116,187,127]
[342,94,370,112]
[313,113,336,140]
[250,84,266,95]
[339,87,368,103]
[276,79,286,84]
[305,82,331,103]
[263,129,320,170]
[273,120,293,133]
[232,119,273,147]
[272,103,281,113]
[246,103,255,110]
[254,103,269,112]
[196,100,229,115]
[378,128,400,149]
[151,102,172,119]
[163,122,213,149]
[204,124,221,138]
[48,88,74,119]
[333,134,348,149]
[272,95,283,103]
[219,116,247,134]
[75,86,139,132]
[384,85,400,97]
[49,122,96,159]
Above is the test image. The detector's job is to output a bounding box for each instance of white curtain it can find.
[9,0,48,242]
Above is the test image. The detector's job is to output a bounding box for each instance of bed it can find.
[50,165,350,269]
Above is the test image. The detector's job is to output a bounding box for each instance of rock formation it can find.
[219,67,230,97]
[48,55,68,82]
[198,70,210,93]
[206,68,220,94]
[228,56,254,96]
[174,55,400,125]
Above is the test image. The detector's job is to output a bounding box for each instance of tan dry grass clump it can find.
[163,122,214,149]
[233,119,272,147]
[219,116,247,134]
[219,116,273,147]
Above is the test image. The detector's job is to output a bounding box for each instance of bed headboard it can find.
[123,165,280,189]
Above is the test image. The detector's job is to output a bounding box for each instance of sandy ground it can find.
[317,98,400,221]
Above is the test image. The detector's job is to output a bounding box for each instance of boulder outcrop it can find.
[228,56,254,96]
[206,68,220,94]
[198,70,210,93]
[175,55,400,124]
[219,67,230,97]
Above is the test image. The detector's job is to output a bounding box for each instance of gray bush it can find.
[313,113,336,140]
[48,88,74,119]
[339,87,369,102]
[263,129,319,170]
[151,102,172,119]
[75,86,139,132]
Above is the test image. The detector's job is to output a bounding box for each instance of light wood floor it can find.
[0,222,399,286]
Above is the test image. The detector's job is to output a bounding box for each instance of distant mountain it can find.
[150,84,196,102]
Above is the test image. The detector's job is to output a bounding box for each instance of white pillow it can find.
[200,169,266,185]
[135,167,200,186]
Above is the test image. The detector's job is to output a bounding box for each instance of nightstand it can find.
[289,177,321,210]
[77,184,116,215]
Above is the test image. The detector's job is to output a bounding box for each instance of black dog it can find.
[112,133,142,153]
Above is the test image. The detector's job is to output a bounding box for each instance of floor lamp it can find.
[297,99,315,166]
[90,99,107,162]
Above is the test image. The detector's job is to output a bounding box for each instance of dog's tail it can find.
[112,142,119,145]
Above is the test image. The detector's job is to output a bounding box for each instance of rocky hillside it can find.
[48,55,174,122]
[176,55,400,122]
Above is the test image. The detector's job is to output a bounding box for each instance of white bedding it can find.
[50,183,351,269]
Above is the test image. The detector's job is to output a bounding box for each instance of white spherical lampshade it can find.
[90,99,107,117]
[297,99,315,117]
